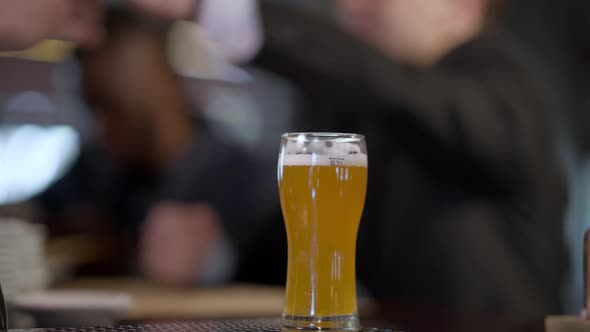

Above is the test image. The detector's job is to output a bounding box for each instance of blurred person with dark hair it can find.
[249,0,567,324]
[39,8,274,286]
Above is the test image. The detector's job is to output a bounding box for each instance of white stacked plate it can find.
[0,218,48,301]
[11,290,134,328]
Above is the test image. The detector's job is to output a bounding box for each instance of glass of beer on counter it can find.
[278,133,368,330]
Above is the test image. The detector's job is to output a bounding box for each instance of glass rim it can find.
[281,132,365,140]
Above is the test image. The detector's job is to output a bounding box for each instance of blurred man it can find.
[78,11,220,286]
[40,9,273,286]
[251,0,568,325]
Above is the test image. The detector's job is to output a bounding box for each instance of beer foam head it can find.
[281,154,368,167]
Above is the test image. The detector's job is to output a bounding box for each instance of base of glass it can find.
[281,314,359,331]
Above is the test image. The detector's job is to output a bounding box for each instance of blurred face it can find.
[81,32,172,167]
[338,0,486,66]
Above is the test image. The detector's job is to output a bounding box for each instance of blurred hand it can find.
[128,0,198,19]
[0,0,103,50]
[140,202,221,286]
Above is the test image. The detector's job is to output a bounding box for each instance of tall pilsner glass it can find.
[278,133,368,330]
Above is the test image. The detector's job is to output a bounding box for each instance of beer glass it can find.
[278,133,368,330]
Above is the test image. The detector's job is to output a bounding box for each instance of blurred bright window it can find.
[0,124,79,204]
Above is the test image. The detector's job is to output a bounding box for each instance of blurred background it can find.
[0,0,589,331]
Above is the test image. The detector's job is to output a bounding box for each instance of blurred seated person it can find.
[251,0,568,323]
[38,8,278,287]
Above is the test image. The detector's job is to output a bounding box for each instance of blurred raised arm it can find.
[0,0,103,50]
